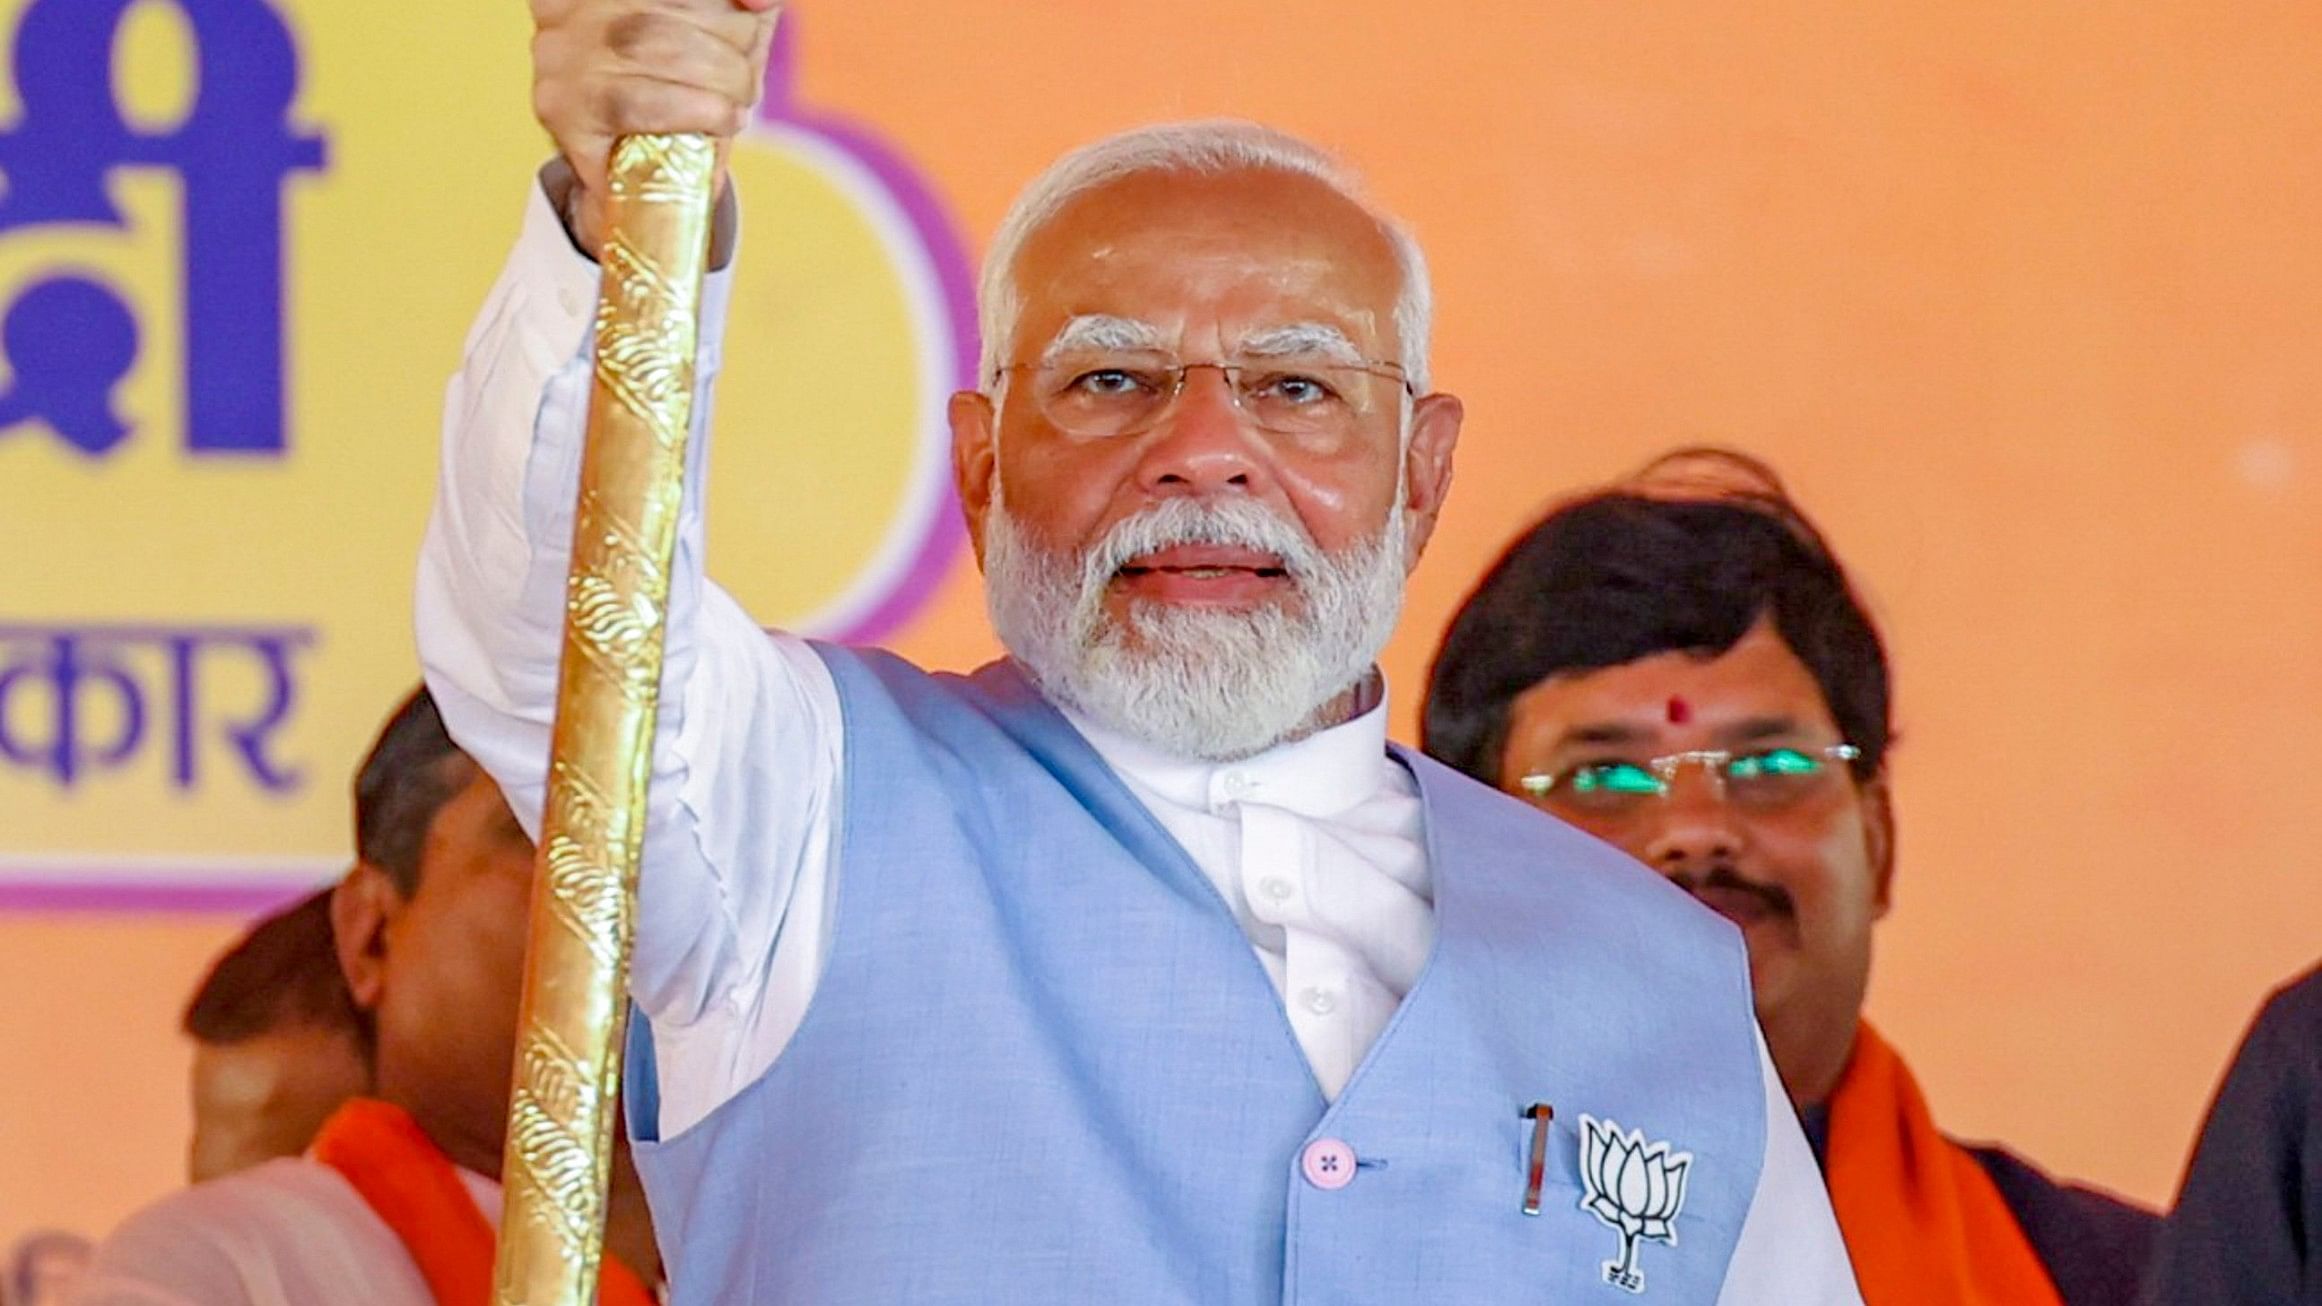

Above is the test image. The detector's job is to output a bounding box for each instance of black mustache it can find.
[1668,866,1793,918]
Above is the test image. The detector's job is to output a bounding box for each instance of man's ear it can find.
[1399,392,1463,567]
[331,864,401,1014]
[1860,773,1899,918]
[950,389,998,566]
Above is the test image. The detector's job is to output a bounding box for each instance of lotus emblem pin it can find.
[1577,1114,1693,1294]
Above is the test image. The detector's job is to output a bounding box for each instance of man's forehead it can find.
[1025,234,1391,306]
[1518,636,1839,742]
[1016,172,1400,308]
[1034,165,1396,255]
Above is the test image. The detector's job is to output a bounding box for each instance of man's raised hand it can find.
[529,0,783,253]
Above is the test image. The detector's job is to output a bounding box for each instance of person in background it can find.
[6,1231,92,1306]
[1424,448,2158,1305]
[74,688,659,1305]
[182,890,370,1183]
[2140,962,2322,1304]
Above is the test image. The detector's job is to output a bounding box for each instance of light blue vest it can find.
[627,647,1767,1303]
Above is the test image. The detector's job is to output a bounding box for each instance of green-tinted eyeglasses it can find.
[1517,744,1862,817]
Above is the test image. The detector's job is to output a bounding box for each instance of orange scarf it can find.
[312,1099,656,1306]
[1823,1023,2064,1306]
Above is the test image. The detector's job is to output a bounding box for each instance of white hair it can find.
[977,120,1434,393]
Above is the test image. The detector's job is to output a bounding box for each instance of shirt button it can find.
[1301,1137,1357,1190]
[1260,877,1295,902]
[1221,771,1256,798]
[1302,987,1338,1016]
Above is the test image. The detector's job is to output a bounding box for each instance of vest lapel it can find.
[967,659,1327,1105]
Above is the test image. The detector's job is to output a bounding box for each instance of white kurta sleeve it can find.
[414,171,844,1130]
[1716,1033,1865,1304]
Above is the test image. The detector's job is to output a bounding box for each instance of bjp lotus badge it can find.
[1577,1113,1693,1294]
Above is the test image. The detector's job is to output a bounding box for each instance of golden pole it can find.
[490,131,717,1305]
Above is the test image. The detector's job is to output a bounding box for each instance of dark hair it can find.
[1422,468,1892,786]
[181,889,360,1045]
[353,685,469,897]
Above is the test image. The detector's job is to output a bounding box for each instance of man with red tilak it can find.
[1427,449,2157,1305]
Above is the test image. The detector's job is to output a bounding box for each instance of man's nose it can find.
[1639,771,1746,875]
[1135,367,1269,498]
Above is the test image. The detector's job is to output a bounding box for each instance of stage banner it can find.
[0,0,973,910]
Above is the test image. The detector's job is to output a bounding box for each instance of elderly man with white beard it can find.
[415,2,1862,1301]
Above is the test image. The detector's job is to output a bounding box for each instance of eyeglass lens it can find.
[1030,355,1398,438]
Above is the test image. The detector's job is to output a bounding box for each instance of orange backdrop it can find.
[6,0,2320,1246]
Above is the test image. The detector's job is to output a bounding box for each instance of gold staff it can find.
[489,127,720,1303]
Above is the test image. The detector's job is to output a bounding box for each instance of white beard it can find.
[984,493,1408,761]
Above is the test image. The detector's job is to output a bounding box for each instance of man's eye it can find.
[1569,762,1662,795]
[1067,368,1152,397]
[1726,748,1821,781]
[1249,372,1343,406]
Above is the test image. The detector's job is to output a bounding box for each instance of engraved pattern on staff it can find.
[567,570,664,692]
[595,243,696,440]
[507,1023,601,1251]
[540,762,633,975]
[491,128,718,1306]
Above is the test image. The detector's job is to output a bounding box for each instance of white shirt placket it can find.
[1238,801,1358,1099]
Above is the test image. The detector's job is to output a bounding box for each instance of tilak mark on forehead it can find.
[1666,696,1692,725]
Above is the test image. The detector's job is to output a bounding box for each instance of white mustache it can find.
[983,487,1407,761]
[1083,499,1323,585]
